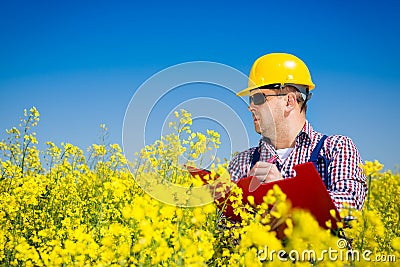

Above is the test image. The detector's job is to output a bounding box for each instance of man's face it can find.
[248,89,284,137]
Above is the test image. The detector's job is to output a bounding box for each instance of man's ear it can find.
[285,92,297,111]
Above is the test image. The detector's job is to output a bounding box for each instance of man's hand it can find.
[248,161,283,183]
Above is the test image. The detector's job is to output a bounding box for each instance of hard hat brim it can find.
[236,85,258,97]
[236,83,315,97]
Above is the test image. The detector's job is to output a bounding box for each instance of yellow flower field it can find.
[0,108,399,266]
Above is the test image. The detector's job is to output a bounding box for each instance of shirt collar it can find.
[296,120,314,145]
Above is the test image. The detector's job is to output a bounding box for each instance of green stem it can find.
[366,175,372,211]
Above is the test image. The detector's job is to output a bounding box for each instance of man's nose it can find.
[248,103,256,112]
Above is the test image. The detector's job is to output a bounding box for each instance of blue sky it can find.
[1,0,399,170]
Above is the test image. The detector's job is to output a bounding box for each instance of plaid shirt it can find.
[228,121,367,211]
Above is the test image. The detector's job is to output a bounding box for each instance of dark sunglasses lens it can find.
[250,93,265,105]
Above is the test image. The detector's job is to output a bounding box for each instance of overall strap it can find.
[309,135,328,164]
[309,135,330,188]
[250,145,261,170]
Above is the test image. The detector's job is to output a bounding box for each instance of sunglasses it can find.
[249,92,287,105]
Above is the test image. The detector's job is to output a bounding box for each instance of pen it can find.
[267,156,278,163]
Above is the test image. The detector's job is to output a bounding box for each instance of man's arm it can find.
[228,148,255,182]
[327,136,367,210]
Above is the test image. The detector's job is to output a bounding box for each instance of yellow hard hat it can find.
[237,53,315,96]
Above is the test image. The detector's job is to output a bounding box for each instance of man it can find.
[228,53,367,211]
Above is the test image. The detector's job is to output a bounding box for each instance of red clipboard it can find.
[187,162,341,230]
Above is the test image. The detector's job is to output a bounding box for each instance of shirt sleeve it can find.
[327,136,367,211]
[228,148,254,183]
